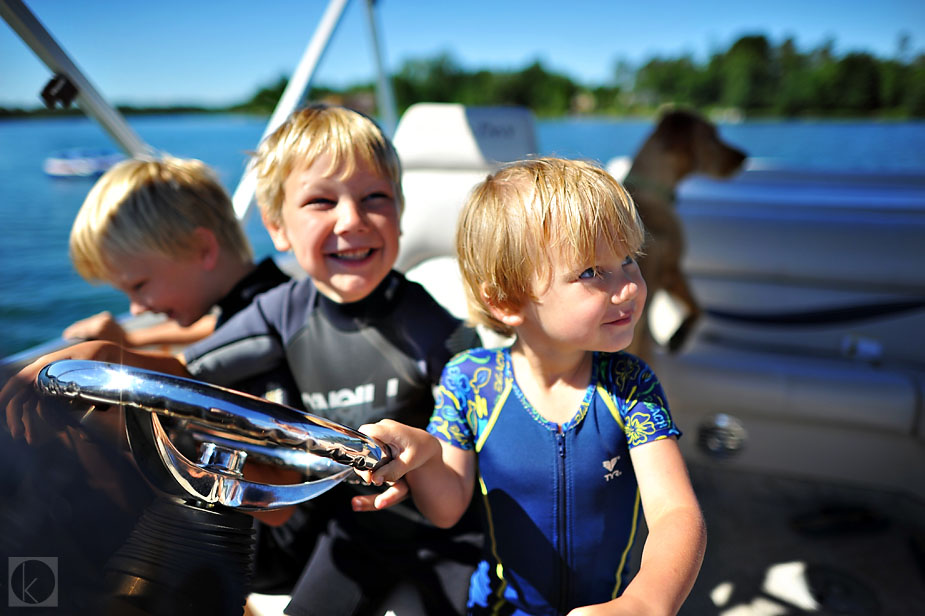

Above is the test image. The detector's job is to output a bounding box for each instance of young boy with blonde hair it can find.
[180,103,481,614]
[356,157,706,615]
[64,156,290,353]
[61,156,296,404]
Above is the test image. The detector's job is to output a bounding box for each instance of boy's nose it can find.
[129,301,148,316]
[333,200,367,233]
[611,275,645,304]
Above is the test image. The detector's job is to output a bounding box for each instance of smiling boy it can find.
[178,104,482,615]
[269,150,399,303]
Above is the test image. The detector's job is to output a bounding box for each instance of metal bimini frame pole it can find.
[229,0,351,220]
[230,0,398,221]
[363,0,398,137]
[0,0,154,158]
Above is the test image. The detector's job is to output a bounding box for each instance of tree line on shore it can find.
[3,33,923,119]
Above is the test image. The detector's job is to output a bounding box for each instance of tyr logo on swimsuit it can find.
[602,456,622,482]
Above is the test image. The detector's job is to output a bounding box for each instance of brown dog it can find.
[623,109,746,362]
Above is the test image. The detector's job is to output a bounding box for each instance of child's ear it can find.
[261,210,292,252]
[480,283,524,328]
[191,227,220,270]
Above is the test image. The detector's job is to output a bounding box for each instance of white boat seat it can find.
[393,104,536,342]
[394,103,538,277]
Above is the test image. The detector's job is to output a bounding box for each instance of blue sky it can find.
[2,0,923,108]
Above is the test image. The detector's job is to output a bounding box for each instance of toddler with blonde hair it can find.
[357,157,706,616]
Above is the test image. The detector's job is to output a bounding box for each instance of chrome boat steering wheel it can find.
[36,359,389,509]
[35,359,393,615]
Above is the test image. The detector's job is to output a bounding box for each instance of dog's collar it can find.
[623,173,676,203]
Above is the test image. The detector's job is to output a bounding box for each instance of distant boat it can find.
[43,147,124,178]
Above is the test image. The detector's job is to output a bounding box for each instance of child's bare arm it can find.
[570,438,705,616]
[354,419,476,528]
[64,311,128,345]
[122,314,216,348]
[64,311,216,349]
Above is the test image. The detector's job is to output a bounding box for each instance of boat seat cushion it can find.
[393,103,537,273]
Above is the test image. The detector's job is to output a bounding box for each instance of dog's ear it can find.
[651,109,704,178]
[655,109,703,150]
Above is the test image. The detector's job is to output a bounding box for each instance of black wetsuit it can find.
[215,256,291,328]
[212,256,300,404]
[182,270,482,616]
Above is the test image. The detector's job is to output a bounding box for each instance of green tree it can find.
[878,59,907,111]
[720,35,775,112]
[216,31,924,121]
[806,40,840,112]
[243,76,288,113]
[591,84,623,114]
[635,56,702,105]
[774,38,815,115]
[495,61,577,115]
[832,53,881,113]
[903,55,925,116]
[392,53,466,109]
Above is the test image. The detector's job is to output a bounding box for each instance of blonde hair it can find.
[253,104,404,226]
[456,157,646,336]
[69,156,252,282]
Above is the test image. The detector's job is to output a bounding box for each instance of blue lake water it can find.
[1,113,924,357]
